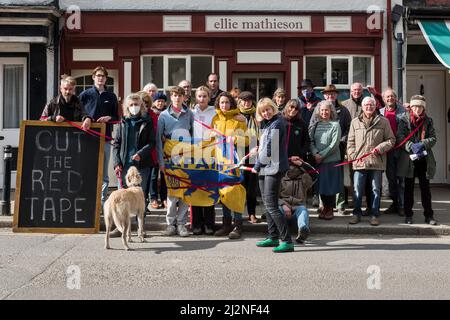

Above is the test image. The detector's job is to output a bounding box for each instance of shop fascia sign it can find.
[205,16,311,32]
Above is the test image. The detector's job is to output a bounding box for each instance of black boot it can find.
[228,219,243,239]
[214,216,233,236]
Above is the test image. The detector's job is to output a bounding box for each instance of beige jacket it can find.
[347,114,395,171]
[342,98,362,119]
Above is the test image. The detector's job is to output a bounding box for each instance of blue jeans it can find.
[222,205,242,221]
[353,170,382,217]
[101,143,111,205]
[280,205,309,230]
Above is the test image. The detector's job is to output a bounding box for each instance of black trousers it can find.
[259,173,292,243]
[404,158,433,218]
[243,170,258,216]
[191,206,216,229]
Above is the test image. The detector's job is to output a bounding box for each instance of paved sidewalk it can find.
[1,186,449,236]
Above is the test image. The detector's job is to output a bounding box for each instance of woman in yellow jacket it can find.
[211,91,249,239]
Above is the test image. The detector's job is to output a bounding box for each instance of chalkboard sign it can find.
[13,121,105,233]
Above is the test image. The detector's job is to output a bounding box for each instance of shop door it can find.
[232,73,283,101]
[0,57,27,188]
[406,68,447,183]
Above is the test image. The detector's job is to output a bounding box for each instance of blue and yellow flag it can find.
[163,139,246,213]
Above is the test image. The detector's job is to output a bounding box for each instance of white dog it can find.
[104,166,146,250]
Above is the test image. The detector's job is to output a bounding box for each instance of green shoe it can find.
[272,242,294,253]
[256,238,280,247]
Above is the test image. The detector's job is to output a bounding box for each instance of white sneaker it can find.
[163,225,177,236]
[177,225,189,237]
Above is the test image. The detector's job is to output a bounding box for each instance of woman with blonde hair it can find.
[253,98,292,253]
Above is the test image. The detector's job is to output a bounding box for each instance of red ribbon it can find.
[305,118,425,175]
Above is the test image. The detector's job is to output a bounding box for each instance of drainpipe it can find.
[387,0,393,88]
[396,32,404,102]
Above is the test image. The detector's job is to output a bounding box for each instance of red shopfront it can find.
[61,11,385,102]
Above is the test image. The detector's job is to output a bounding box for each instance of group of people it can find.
[41,67,438,253]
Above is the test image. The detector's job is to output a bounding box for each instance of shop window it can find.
[305,55,374,100]
[305,55,374,97]
[2,63,24,129]
[331,58,349,85]
[305,57,327,87]
[353,57,372,85]
[74,75,114,96]
[168,58,186,87]
[142,55,213,93]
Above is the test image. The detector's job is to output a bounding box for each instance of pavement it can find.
[1,186,450,236]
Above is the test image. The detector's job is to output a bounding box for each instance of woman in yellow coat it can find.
[211,92,249,239]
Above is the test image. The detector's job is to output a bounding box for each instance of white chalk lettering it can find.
[31,170,44,192]
[64,156,72,169]
[26,197,39,220]
[55,131,69,152]
[35,130,52,151]
[68,170,83,193]
[73,132,83,153]
[74,198,86,223]
[49,170,62,192]
[59,198,71,223]
[42,197,56,222]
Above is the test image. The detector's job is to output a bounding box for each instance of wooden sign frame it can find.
[12,120,105,234]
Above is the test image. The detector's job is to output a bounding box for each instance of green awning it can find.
[418,20,450,68]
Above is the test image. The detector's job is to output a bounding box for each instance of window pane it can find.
[305,57,327,87]
[3,64,23,129]
[168,58,186,87]
[191,57,212,88]
[353,57,371,86]
[331,58,348,85]
[142,56,163,88]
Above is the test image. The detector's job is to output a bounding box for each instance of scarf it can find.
[151,107,164,115]
[362,113,375,129]
[410,110,426,140]
[239,105,256,115]
[239,105,259,139]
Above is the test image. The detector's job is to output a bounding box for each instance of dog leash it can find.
[116,170,124,189]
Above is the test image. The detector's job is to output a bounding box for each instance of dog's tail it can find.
[125,166,142,188]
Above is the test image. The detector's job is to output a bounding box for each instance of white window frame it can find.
[70,69,119,96]
[0,57,27,130]
[140,55,214,92]
[304,55,374,90]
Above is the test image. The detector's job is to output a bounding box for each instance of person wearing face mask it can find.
[113,93,155,191]
[397,95,437,225]
[298,79,321,126]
